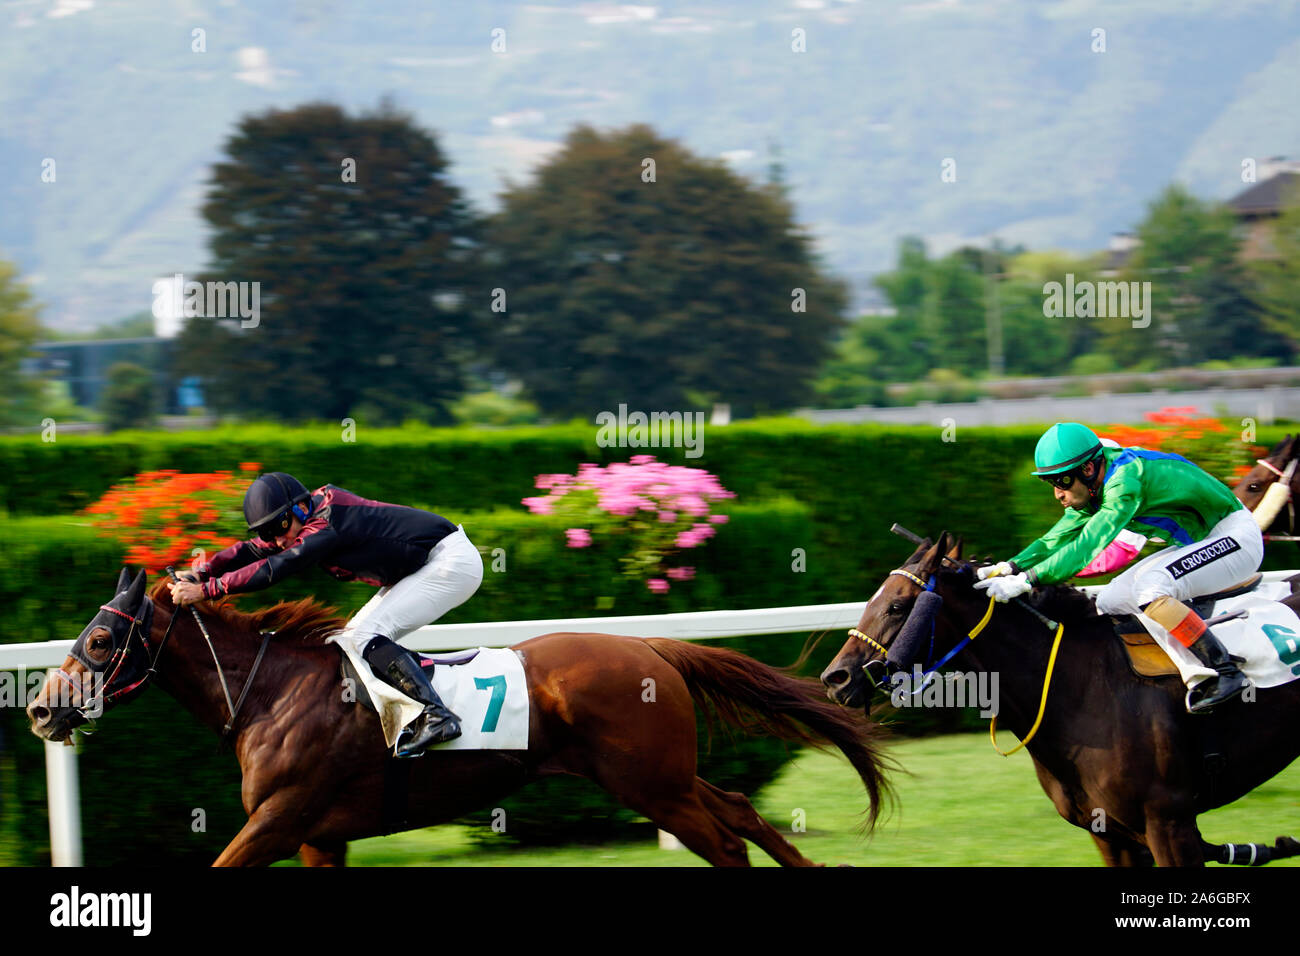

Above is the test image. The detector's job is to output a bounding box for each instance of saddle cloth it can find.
[332,637,530,751]
[1114,578,1300,689]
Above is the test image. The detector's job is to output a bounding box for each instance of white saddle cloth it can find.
[329,637,530,751]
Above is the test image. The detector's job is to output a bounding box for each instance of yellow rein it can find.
[851,590,1066,757]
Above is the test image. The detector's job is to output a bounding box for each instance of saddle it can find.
[1111,574,1263,678]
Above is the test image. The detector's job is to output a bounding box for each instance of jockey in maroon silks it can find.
[168,472,484,756]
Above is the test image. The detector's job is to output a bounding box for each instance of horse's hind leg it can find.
[624,785,752,866]
[696,778,818,867]
[586,763,750,865]
[299,839,348,867]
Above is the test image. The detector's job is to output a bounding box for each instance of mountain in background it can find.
[2,0,1298,332]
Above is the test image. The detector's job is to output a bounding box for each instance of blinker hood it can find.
[886,589,943,670]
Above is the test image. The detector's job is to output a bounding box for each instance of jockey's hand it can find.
[175,569,200,583]
[974,572,1032,603]
[976,561,1016,581]
[169,580,204,606]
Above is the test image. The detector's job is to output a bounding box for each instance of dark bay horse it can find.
[820,532,1300,867]
[28,569,892,867]
[1234,433,1299,544]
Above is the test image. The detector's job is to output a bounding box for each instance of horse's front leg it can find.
[213,787,321,866]
[1143,814,1206,867]
[1091,831,1155,867]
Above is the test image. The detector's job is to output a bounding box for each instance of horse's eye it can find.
[889,602,906,615]
[91,637,108,650]
[1248,483,1260,493]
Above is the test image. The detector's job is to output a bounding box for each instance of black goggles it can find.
[1039,470,1081,490]
[250,508,294,540]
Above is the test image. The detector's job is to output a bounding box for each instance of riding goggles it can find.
[1039,469,1082,490]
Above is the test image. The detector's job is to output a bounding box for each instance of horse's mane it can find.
[947,560,1104,627]
[148,579,348,645]
[1268,433,1298,463]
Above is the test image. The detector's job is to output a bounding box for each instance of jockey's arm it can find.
[193,539,272,583]
[1009,508,1090,574]
[1020,481,1142,586]
[201,523,340,598]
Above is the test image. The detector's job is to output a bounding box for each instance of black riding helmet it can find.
[244,472,313,539]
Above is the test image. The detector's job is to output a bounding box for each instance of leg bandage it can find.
[1142,596,1206,649]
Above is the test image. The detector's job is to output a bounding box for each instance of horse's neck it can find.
[151,605,265,736]
[952,602,1112,738]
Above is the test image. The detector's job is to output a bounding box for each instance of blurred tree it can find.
[176,101,482,424]
[486,124,847,418]
[999,250,1101,376]
[0,261,44,427]
[1105,185,1288,368]
[100,362,156,431]
[1251,178,1300,359]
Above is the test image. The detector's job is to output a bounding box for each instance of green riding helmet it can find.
[1032,423,1103,476]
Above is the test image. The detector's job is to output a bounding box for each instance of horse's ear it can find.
[125,568,148,608]
[948,535,964,560]
[925,532,951,573]
[115,567,132,594]
[905,536,934,566]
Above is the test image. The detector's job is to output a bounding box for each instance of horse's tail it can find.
[643,637,895,832]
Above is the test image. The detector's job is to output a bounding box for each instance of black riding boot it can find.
[363,636,462,754]
[1186,627,1249,714]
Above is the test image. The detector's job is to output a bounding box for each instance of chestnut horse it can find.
[1234,433,1299,544]
[28,569,892,867]
[820,532,1300,867]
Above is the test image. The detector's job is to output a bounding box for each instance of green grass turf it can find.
[319,732,1300,867]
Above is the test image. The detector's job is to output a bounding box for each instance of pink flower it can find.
[709,514,729,524]
[522,496,554,515]
[667,566,695,581]
[658,511,676,523]
[565,528,592,548]
[646,578,670,593]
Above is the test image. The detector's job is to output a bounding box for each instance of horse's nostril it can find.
[822,668,849,688]
[28,704,49,725]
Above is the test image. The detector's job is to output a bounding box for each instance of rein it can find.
[164,567,272,739]
[848,567,1066,757]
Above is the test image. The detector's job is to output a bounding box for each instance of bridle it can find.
[1255,455,1299,540]
[845,560,1065,757]
[847,568,942,691]
[61,575,273,740]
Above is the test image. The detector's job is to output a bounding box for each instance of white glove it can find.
[976,561,1016,581]
[974,572,1032,603]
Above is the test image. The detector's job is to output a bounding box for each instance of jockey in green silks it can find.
[975,422,1261,714]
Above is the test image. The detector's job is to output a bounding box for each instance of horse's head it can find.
[821,531,970,708]
[28,568,157,742]
[1234,434,1297,534]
